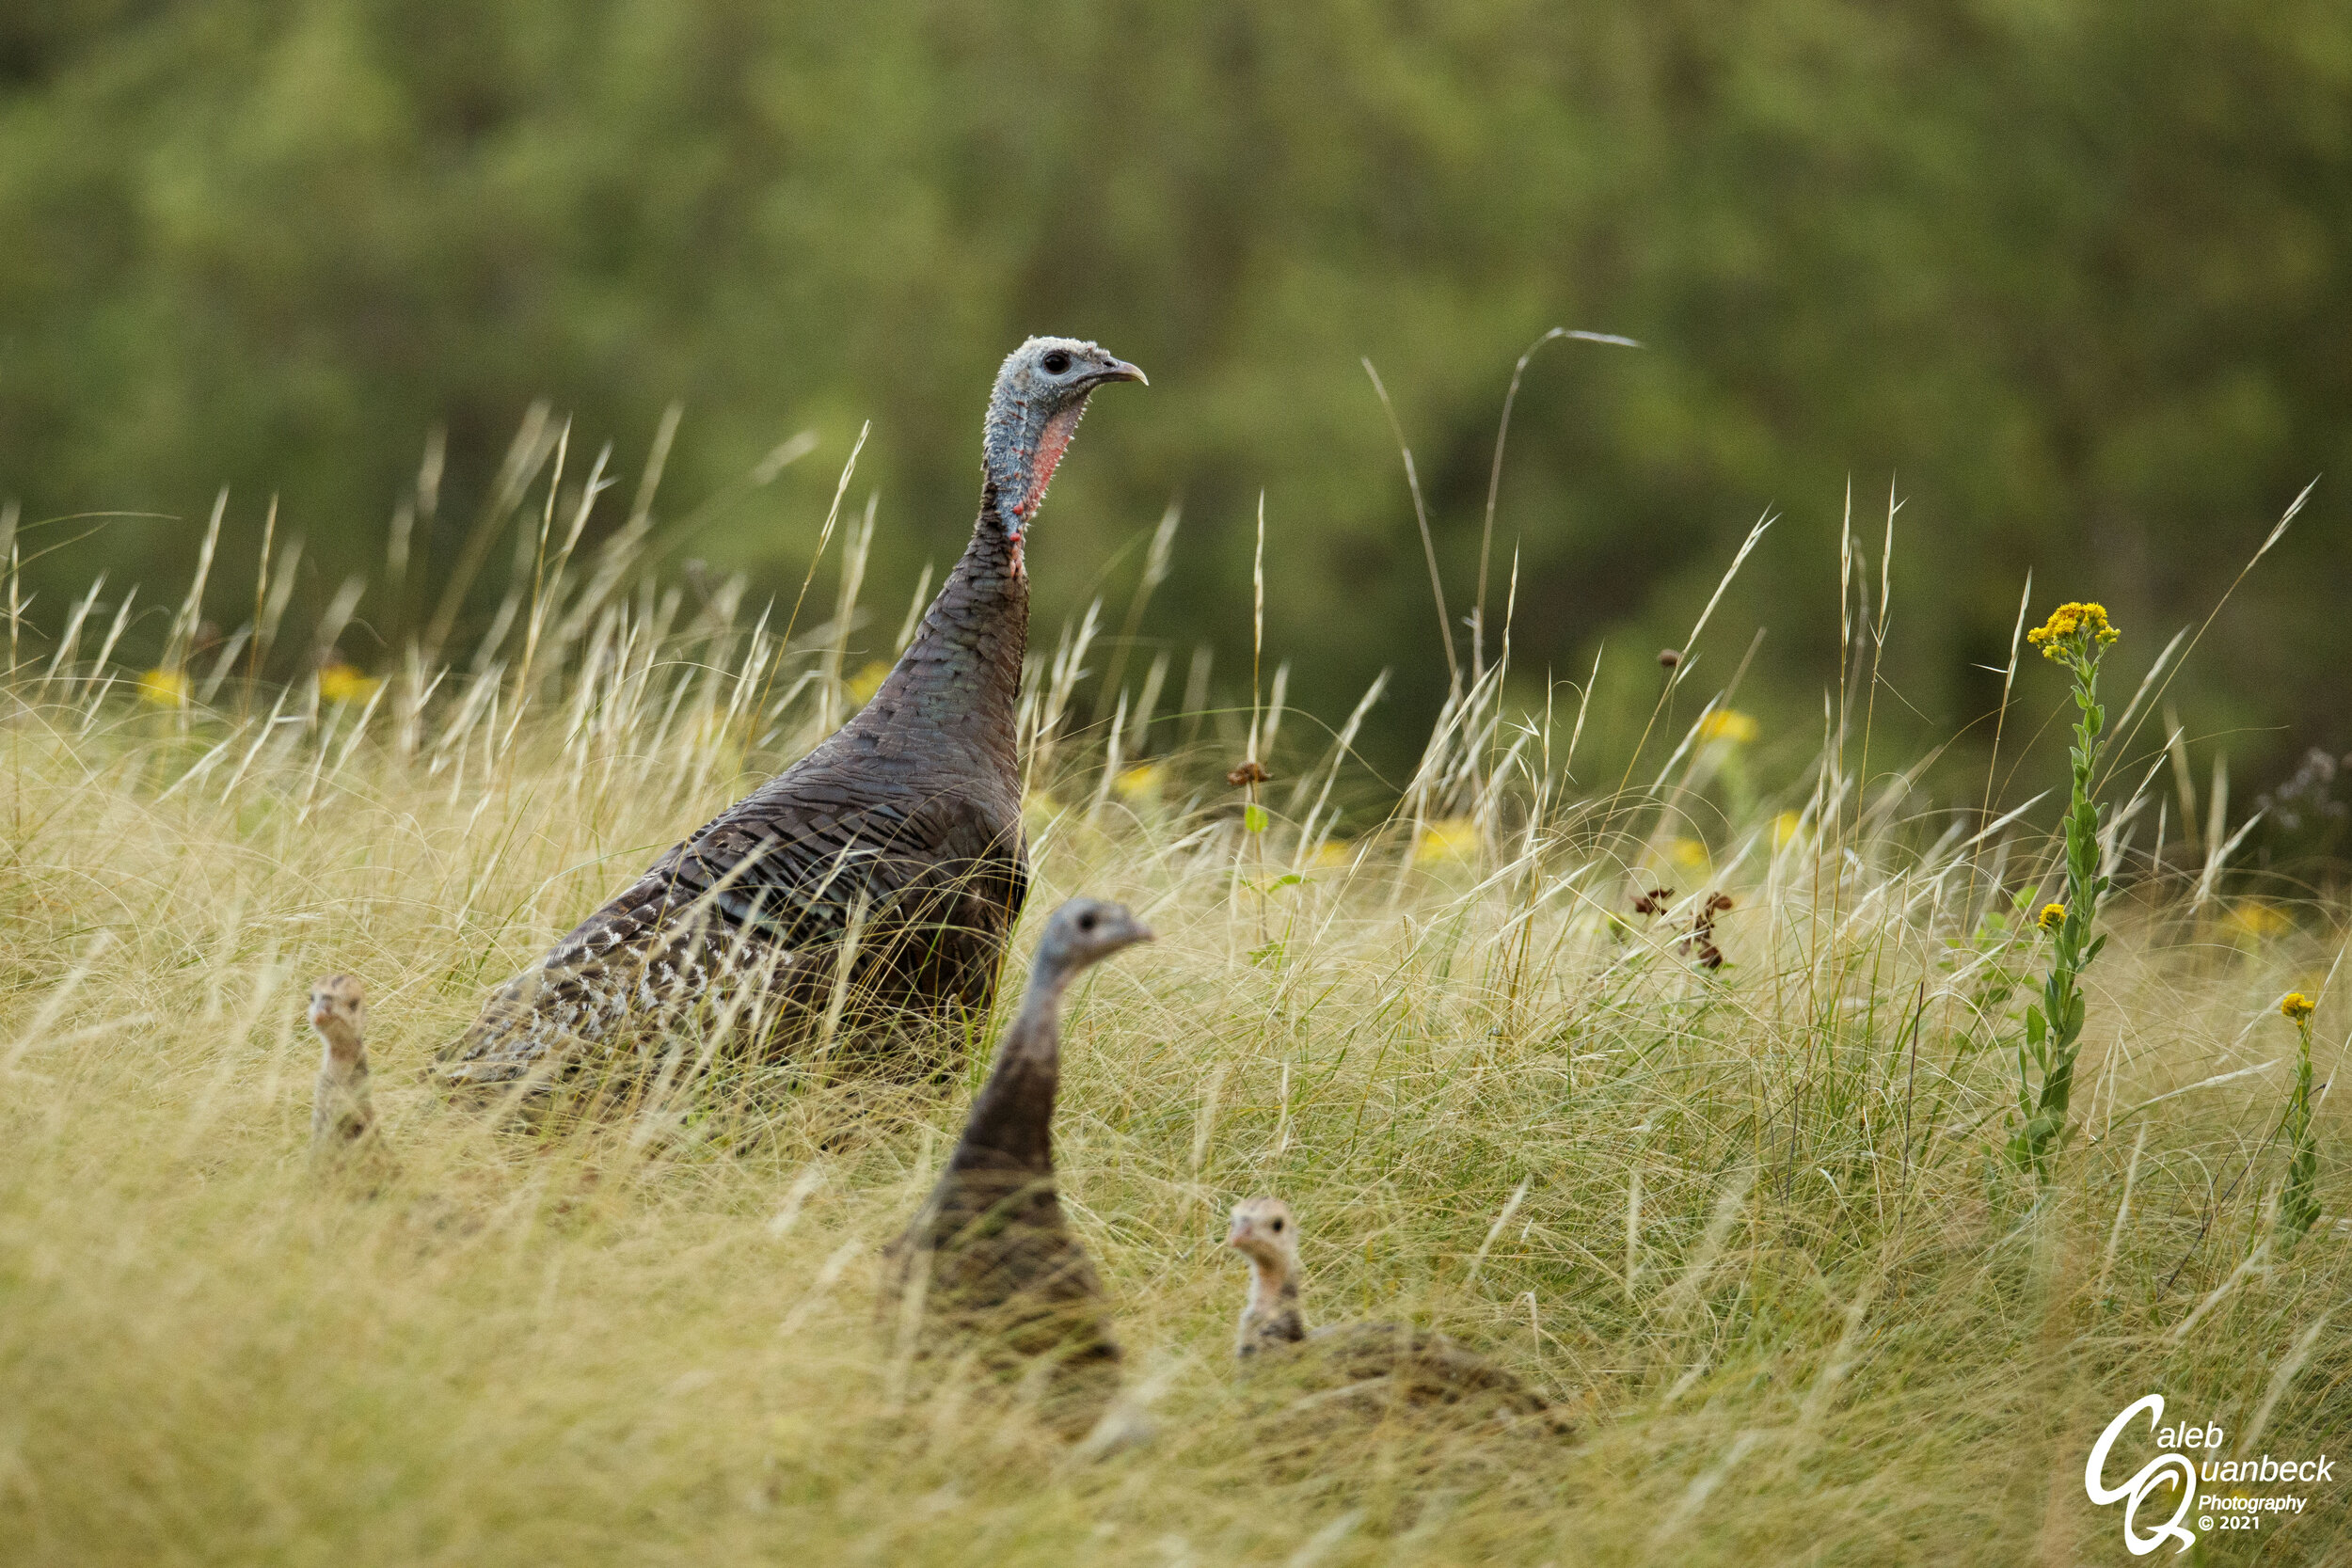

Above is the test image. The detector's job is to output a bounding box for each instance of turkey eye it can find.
[1041,351,1071,375]
[1270,1218,1284,1232]
[1078,913,1097,931]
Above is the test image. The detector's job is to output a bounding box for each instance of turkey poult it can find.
[882,897,1152,1439]
[308,974,377,1151]
[1225,1196,1565,1430]
[438,339,1145,1096]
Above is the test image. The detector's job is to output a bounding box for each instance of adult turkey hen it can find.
[438,338,1144,1097]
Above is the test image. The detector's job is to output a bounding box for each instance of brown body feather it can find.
[438,521,1028,1093]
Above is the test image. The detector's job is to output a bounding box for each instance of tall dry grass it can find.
[0,450,2344,1565]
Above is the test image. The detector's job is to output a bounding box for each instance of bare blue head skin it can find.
[981,338,1146,546]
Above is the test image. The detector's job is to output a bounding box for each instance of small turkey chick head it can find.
[1226,1196,1300,1273]
[308,974,366,1064]
[1034,896,1153,977]
[982,336,1146,537]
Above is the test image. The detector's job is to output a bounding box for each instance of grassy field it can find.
[0,510,2344,1565]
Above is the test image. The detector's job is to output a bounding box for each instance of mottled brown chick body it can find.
[1225,1196,1565,1433]
[882,898,1150,1439]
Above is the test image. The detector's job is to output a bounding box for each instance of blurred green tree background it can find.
[3,0,2347,790]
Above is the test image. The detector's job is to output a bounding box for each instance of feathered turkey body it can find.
[880,898,1152,1439]
[437,340,1143,1092]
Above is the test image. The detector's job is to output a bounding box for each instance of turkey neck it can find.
[946,949,1076,1175]
[316,1022,368,1082]
[1251,1259,1308,1344]
[854,508,1028,776]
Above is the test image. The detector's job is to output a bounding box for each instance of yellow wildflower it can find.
[2026,601,2121,661]
[137,667,190,706]
[1669,836,1710,870]
[317,663,383,705]
[1114,763,1166,800]
[847,659,890,704]
[1697,708,1759,745]
[2224,901,2293,940]
[2037,902,2066,933]
[1414,818,1482,864]
[1313,838,1358,869]
[2280,991,2317,1022]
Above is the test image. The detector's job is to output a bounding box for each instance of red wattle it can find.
[1017,404,1085,520]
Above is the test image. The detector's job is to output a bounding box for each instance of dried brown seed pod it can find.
[1227,760,1271,787]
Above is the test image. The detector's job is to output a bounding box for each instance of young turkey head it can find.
[1226,1196,1300,1274]
[309,974,366,1065]
[1032,896,1155,975]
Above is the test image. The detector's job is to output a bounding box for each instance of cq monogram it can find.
[2085,1395,2198,1556]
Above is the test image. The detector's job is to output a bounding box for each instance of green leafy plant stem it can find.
[2280,1013,2321,1249]
[2012,643,2109,1179]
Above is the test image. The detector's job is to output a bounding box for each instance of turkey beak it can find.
[1089,358,1147,388]
[1225,1214,1249,1248]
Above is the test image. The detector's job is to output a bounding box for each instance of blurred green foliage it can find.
[2,0,2348,784]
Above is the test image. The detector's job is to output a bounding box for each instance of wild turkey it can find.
[437,339,1145,1096]
[881,896,1152,1439]
[1224,1196,1565,1432]
[308,974,377,1150]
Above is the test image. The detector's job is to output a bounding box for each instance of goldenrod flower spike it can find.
[2278,990,2325,1249]
[2011,594,2122,1178]
[2026,601,2122,661]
